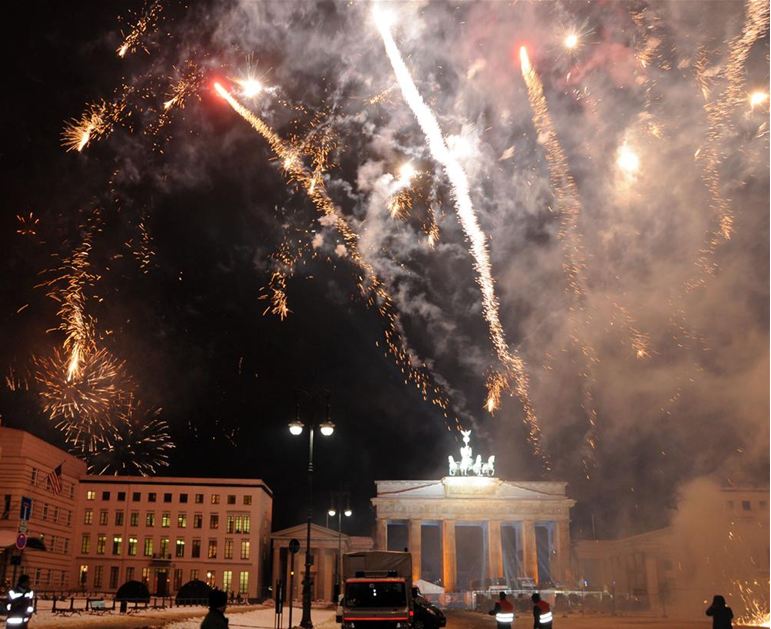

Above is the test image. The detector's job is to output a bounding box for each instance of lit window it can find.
[208,539,218,559]
[223,570,233,592]
[243,495,252,506]
[112,535,122,555]
[130,512,139,527]
[142,568,150,585]
[146,512,156,527]
[239,571,249,595]
[84,509,93,525]
[211,494,220,505]
[81,534,90,554]
[210,514,219,529]
[178,513,187,528]
[195,494,204,504]
[193,513,203,528]
[144,538,153,557]
[96,535,106,555]
[86,490,95,501]
[99,510,108,525]
[160,537,170,557]
[226,515,235,534]
[176,539,185,558]
[128,537,138,556]
[162,512,171,528]
[224,538,233,560]
[240,540,250,560]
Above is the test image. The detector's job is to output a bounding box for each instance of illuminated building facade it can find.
[0,427,273,599]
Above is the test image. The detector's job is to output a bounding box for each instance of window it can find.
[192,538,201,558]
[174,568,183,591]
[43,503,48,520]
[162,512,171,528]
[109,566,120,589]
[227,495,236,505]
[211,494,220,505]
[164,493,172,503]
[130,512,139,527]
[86,490,95,500]
[126,567,135,582]
[146,512,155,527]
[79,565,89,586]
[180,493,188,504]
[84,509,94,525]
[235,514,251,534]
[112,535,122,555]
[176,538,185,558]
[132,492,141,502]
[160,536,170,557]
[144,538,153,557]
[223,570,233,592]
[53,506,59,522]
[97,534,106,555]
[178,513,187,528]
[207,539,217,559]
[239,571,249,594]
[128,537,138,556]
[742,500,752,511]
[31,468,38,485]
[148,492,157,503]
[117,492,126,502]
[142,568,150,585]
[195,494,204,504]
[99,510,108,525]
[93,565,104,589]
[206,570,216,587]
[66,510,72,526]
[193,513,203,528]
[115,511,124,526]
[81,534,90,554]
[190,569,199,581]
[224,538,234,560]
[102,491,110,501]
[210,514,219,529]
[243,495,252,506]
[240,540,250,560]
[226,515,235,534]
[63,538,69,555]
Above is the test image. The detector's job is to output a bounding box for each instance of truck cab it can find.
[339,551,413,629]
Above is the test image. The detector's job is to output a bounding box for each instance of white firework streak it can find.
[375,9,546,460]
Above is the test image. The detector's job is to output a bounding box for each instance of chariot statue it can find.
[447,431,495,477]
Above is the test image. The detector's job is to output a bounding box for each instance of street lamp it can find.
[328,492,352,602]
[288,393,334,629]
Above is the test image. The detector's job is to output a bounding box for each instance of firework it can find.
[749,90,769,110]
[33,347,125,427]
[616,143,641,176]
[563,33,579,50]
[16,212,40,237]
[70,397,174,475]
[214,82,462,431]
[375,11,544,455]
[62,100,126,152]
[116,1,162,58]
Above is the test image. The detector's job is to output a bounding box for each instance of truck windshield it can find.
[346,582,406,608]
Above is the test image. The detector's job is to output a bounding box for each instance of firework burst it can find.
[62,100,126,152]
[116,1,163,58]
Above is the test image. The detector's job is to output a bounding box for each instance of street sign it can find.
[18,521,28,534]
[289,538,300,554]
[20,496,32,521]
[16,533,27,550]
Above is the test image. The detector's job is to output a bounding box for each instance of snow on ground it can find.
[165,605,337,629]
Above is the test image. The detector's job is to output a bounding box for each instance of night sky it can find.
[0,1,768,538]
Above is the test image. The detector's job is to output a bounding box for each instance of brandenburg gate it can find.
[371,432,574,591]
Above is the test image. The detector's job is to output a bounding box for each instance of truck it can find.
[338,550,413,629]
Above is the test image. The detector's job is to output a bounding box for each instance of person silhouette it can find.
[706,594,734,629]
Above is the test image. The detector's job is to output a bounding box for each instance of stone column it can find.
[554,519,571,582]
[487,521,503,580]
[441,520,456,592]
[376,519,387,550]
[644,555,659,611]
[408,520,422,582]
[522,521,538,583]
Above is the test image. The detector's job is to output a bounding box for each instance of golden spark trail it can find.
[215,83,461,431]
[62,100,126,152]
[375,13,544,457]
[116,1,162,58]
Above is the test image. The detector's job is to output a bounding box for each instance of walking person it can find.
[531,592,553,629]
[488,592,515,628]
[201,589,229,629]
[706,594,734,629]
[5,574,34,628]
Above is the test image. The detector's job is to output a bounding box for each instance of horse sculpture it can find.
[481,455,496,477]
[448,455,459,476]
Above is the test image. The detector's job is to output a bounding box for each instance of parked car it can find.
[412,588,446,629]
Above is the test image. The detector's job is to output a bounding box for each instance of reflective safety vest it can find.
[6,587,34,625]
[535,600,553,627]
[495,599,515,624]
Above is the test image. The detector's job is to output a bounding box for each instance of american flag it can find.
[47,464,63,495]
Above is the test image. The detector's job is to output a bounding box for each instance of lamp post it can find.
[327,493,352,603]
[288,393,335,629]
